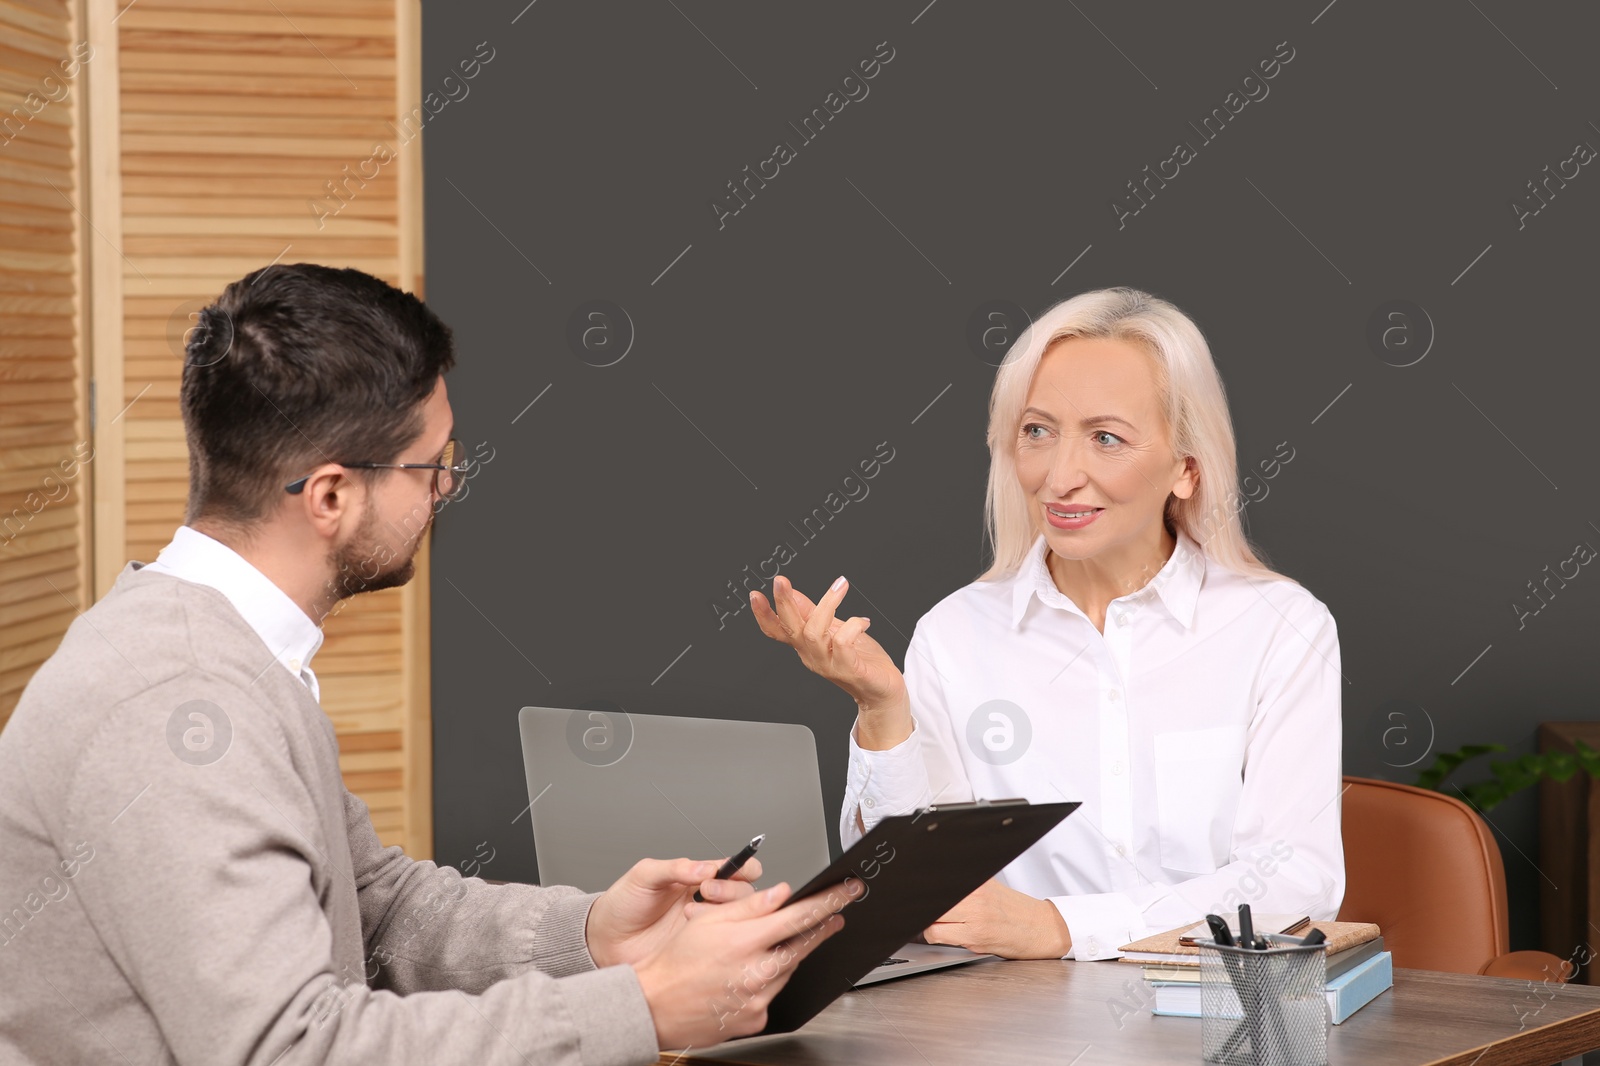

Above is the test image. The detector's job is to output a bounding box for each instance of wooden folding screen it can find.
[0,0,92,733]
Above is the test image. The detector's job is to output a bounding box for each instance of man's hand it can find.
[586,856,765,969]
[634,878,861,1050]
[923,878,1071,959]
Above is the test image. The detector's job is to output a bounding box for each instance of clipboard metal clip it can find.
[912,797,1031,824]
[923,797,1030,812]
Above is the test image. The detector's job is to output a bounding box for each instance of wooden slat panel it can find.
[135,0,392,14]
[118,52,397,79]
[323,708,404,735]
[0,0,86,733]
[335,728,402,754]
[118,30,395,61]
[121,10,394,38]
[120,92,398,119]
[0,0,72,40]
[339,753,405,780]
[341,768,403,793]
[119,71,395,98]
[123,113,398,139]
[0,585,79,626]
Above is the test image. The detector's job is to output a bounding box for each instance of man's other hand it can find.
[586,855,765,968]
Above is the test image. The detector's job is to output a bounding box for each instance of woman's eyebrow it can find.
[1022,407,1136,430]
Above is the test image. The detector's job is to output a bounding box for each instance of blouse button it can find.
[1108,689,1120,702]
[863,797,875,809]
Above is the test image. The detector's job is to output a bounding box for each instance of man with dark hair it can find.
[0,264,855,1065]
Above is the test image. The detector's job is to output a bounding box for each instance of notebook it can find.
[1143,936,1387,983]
[1118,920,1381,964]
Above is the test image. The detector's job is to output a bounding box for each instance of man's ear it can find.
[292,464,359,538]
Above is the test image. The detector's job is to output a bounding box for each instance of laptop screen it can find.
[518,705,833,892]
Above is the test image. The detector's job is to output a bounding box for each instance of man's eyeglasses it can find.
[284,438,471,501]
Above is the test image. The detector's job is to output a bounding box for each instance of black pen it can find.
[1237,904,1257,950]
[1204,913,1235,947]
[692,834,764,903]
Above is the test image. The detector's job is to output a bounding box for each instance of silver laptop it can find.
[518,705,994,985]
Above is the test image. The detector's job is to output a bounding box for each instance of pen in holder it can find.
[1198,935,1329,1066]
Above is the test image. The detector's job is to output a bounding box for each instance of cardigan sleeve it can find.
[344,787,609,988]
[60,677,660,1066]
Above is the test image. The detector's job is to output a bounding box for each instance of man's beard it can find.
[327,506,422,603]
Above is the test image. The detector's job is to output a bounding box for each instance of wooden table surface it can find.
[657,956,1600,1066]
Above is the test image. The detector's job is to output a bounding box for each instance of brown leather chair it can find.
[1338,775,1571,982]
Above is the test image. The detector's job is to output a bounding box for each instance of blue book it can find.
[1327,950,1393,1024]
[1151,951,1394,1024]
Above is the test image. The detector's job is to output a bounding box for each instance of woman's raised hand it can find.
[748,575,907,711]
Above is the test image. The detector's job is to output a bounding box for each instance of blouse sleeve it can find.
[840,619,974,848]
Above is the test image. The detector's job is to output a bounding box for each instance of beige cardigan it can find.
[0,563,659,1065]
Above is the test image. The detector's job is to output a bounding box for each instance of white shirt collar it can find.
[140,525,325,695]
[1010,525,1206,631]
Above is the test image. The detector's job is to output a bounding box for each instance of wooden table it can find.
[658,957,1600,1065]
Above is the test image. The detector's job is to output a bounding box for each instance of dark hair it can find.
[181,264,455,525]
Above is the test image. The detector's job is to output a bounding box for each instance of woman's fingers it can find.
[801,575,849,646]
[753,579,844,645]
[768,576,807,638]
[792,585,860,634]
[833,615,871,648]
[748,590,787,641]
[752,577,872,700]
[783,585,820,622]
[786,587,855,643]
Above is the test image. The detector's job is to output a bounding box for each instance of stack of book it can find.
[1118,917,1391,1024]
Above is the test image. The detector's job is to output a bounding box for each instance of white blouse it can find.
[841,527,1344,960]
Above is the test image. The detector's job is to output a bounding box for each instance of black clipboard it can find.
[756,798,1080,1035]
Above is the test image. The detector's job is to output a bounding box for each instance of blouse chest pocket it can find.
[1152,725,1243,875]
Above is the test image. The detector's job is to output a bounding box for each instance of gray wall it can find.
[421,0,1599,953]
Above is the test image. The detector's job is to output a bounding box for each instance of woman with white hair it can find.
[751,287,1343,961]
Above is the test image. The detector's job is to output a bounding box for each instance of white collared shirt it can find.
[141,525,325,702]
[842,527,1344,960]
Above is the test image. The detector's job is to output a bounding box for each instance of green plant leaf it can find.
[1420,737,1600,813]
[1544,751,1579,782]
[1491,756,1542,795]
[1415,743,1507,791]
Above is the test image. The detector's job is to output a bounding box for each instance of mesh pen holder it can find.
[1199,938,1329,1066]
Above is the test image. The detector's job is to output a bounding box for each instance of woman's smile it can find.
[1044,504,1104,529]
